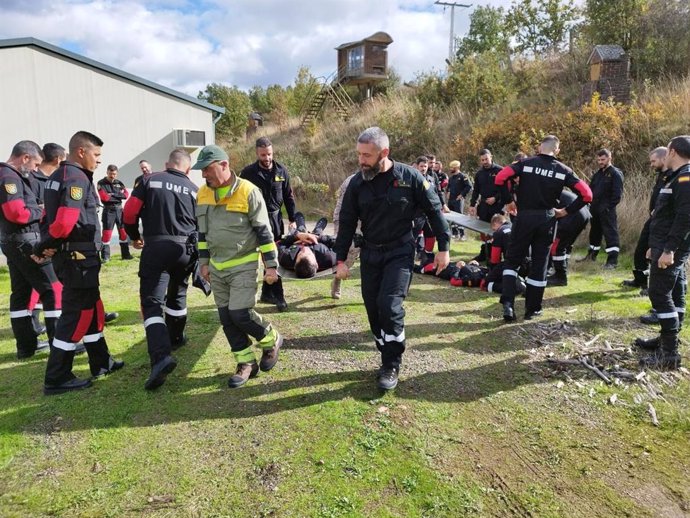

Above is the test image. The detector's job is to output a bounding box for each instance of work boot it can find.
[604,251,619,270]
[294,212,307,232]
[120,243,133,260]
[640,309,659,325]
[312,217,328,235]
[634,336,660,351]
[577,249,599,262]
[640,334,682,370]
[524,309,543,320]
[377,366,399,390]
[259,331,283,372]
[259,281,277,304]
[622,269,646,289]
[144,355,178,391]
[331,277,342,299]
[273,278,288,312]
[104,312,119,323]
[228,361,259,388]
[502,302,516,322]
[44,377,93,396]
[91,356,125,378]
[101,244,111,263]
[546,273,567,287]
[639,287,649,297]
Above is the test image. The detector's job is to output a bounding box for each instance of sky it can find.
[0,0,514,97]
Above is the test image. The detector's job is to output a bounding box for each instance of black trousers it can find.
[360,241,414,369]
[648,248,689,336]
[139,241,194,365]
[501,212,556,313]
[588,207,620,256]
[45,251,112,384]
[101,206,125,236]
[1,237,58,355]
[551,218,588,274]
[633,218,651,272]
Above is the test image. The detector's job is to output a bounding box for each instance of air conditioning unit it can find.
[172,129,206,148]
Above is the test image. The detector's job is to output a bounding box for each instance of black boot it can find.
[167,314,188,350]
[120,242,133,260]
[273,278,288,312]
[634,336,660,351]
[604,251,619,270]
[640,333,682,370]
[294,212,307,232]
[577,248,599,262]
[12,315,39,359]
[44,346,93,395]
[101,244,111,263]
[87,337,124,377]
[502,302,516,322]
[260,280,277,304]
[622,269,646,288]
[312,217,328,235]
[546,260,568,286]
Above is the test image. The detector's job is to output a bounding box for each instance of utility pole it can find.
[435,1,472,62]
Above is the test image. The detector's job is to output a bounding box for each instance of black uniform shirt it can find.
[0,162,43,237]
[490,222,512,265]
[278,234,336,271]
[35,161,101,253]
[448,172,473,201]
[334,161,451,262]
[123,168,198,241]
[240,160,296,221]
[97,177,128,207]
[589,165,624,211]
[29,170,50,205]
[556,190,592,231]
[649,169,674,215]
[495,154,592,214]
[470,164,502,207]
[649,164,690,253]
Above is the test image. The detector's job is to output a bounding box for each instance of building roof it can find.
[587,44,626,65]
[335,31,393,51]
[0,37,224,115]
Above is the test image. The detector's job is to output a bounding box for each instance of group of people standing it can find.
[1,126,688,396]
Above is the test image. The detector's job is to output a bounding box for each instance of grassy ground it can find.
[0,241,689,517]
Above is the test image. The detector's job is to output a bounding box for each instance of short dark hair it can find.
[294,256,318,278]
[42,143,65,163]
[514,152,527,161]
[426,154,436,161]
[139,159,149,165]
[479,149,491,156]
[68,131,103,154]
[596,148,611,158]
[669,136,690,160]
[255,137,272,148]
[106,164,118,172]
[415,156,428,165]
[11,140,43,159]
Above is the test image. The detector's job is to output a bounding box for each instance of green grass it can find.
[0,243,689,517]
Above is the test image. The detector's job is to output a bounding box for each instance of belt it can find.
[60,241,102,252]
[363,232,414,252]
[144,235,189,243]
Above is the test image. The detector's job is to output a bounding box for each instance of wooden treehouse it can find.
[300,31,393,128]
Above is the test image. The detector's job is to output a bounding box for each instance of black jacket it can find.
[589,165,624,212]
[448,172,472,200]
[0,163,43,238]
[649,164,690,253]
[470,164,502,207]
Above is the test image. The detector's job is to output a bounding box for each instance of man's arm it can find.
[34,175,86,256]
[0,175,42,225]
[333,177,359,262]
[610,169,624,208]
[123,181,146,241]
[282,168,297,224]
[663,173,690,254]
[247,189,278,270]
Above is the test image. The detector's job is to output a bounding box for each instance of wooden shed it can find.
[336,31,393,86]
[581,44,631,104]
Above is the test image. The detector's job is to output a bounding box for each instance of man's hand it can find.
[442,204,450,213]
[31,254,47,264]
[554,208,567,219]
[295,231,318,245]
[645,248,652,260]
[485,197,496,206]
[132,239,144,249]
[201,264,210,283]
[335,262,350,280]
[264,267,279,284]
[41,248,56,258]
[468,206,477,217]
[658,251,674,270]
[433,250,450,275]
[506,202,517,216]
[288,221,297,231]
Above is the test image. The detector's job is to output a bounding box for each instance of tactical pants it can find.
[1,236,59,356]
[501,211,556,313]
[550,218,588,277]
[101,206,127,242]
[45,251,113,384]
[262,211,286,303]
[588,207,620,259]
[648,248,690,336]
[139,241,193,365]
[360,240,414,369]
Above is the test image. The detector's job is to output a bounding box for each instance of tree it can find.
[455,6,510,61]
[583,0,647,51]
[198,83,252,143]
[506,0,579,55]
[287,66,319,117]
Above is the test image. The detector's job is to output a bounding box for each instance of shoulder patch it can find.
[423,180,430,190]
[678,175,690,183]
[274,175,284,182]
[4,183,17,194]
[70,186,83,200]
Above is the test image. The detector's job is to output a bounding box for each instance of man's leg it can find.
[624,219,651,290]
[580,213,601,261]
[524,218,556,318]
[602,208,620,268]
[360,248,385,357]
[101,210,115,262]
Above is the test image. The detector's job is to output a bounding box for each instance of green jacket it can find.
[197,176,278,272]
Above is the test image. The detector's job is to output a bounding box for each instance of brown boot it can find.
[228,361,259,388]
[259,332,283,372]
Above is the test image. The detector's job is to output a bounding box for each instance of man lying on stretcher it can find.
[277,212,336,278]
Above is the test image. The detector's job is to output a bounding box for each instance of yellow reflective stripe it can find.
[259,242,277,253]
[210,252,260,270]
[198,241,208,250]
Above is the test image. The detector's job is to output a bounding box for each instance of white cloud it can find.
[0,0,517,95]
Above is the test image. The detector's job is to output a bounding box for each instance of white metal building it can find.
[0,37,224,187]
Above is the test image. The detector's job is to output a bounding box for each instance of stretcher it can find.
[444,211,493,235]
[277,265,337,280]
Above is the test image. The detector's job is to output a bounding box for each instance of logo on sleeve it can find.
[423,180,430,190]
[678,175,690,183]
[70,186,83,200]
[4,183,17,194]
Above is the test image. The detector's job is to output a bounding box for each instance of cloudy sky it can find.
[0,0,513,96]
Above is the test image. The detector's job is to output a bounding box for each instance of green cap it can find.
[192,145,228,170]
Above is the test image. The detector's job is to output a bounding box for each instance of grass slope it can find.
[0,242,688,517]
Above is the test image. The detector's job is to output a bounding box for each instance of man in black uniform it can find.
[580,149,624,268]
[622,147,671,296]
[634,136,690,370]
[0,141,60,359]
[34,131,124,395]
[413,156,446,263]
[546,190,592,286]
[133,159,152,189]
[446,160,472,240]
[277,212,331,278]
[124,149,198,390]
[469,149,503,261]
[495,135,593,322]
[97,164,132,262]
[335,127,450,390]
[240,137,296,311]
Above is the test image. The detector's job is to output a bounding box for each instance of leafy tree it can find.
[583,0,647,51]
[506,0,579,54]
[287,66,319,117]
[198,83,252,143]
[455,6,510,61]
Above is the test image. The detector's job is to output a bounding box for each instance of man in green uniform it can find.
[194,145,283,388]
